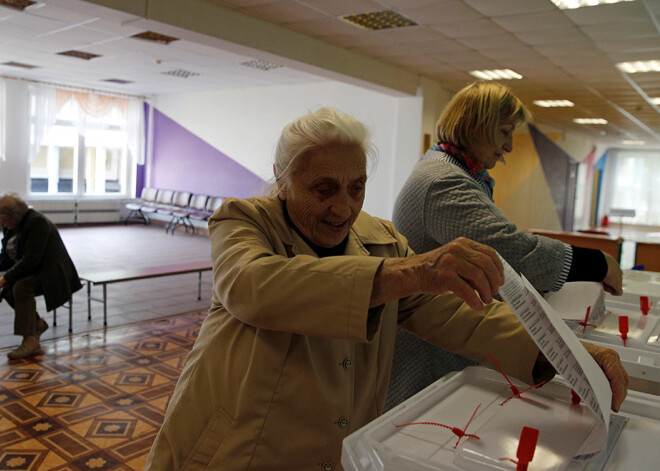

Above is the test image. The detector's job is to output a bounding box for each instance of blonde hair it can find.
[436,82,530,150]
[0,192,29,224]
[269,107,376,195]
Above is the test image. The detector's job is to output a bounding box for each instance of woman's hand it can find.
[582,342,629,411]
[371,237,503,310]
[602,252,623,296]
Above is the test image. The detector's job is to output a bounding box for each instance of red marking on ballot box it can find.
[571,389,581,405]
[619,316,629,346]
[487,352,546,405]
[500,426,540,471]
[395,403,482,449]
[640,296,652,315]
[578,306,596,334]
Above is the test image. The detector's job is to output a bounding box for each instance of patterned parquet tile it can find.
[0,311,205,470]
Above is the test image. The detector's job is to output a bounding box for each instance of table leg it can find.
[103,284,107,326]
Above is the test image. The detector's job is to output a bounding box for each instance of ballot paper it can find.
[496,256,611,456]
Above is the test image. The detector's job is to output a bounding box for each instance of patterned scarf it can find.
[432,142,495,191]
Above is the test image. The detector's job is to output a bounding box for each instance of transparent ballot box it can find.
[544,282,660,384]
[612,270,660,309]
[342,366,660,471]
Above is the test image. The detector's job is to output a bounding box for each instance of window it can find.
[27,86,143,198]
[600,149,660,226]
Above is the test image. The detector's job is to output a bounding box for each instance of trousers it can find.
[3,275,43,337]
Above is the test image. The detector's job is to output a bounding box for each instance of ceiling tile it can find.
[491,10,573,32]
[239,1,326,24]
[397,0,482,24]
[284,16,364,37]
[463,0,555,17]
[561,0,649,25]
[515,26,590,46]
[296,0,385,16]
[457,33,527,50]
[580,20,658,41]
[429,18,505,38]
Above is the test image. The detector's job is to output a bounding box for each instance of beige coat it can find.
[146,196,541,471]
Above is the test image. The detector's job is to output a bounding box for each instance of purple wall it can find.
[146,105,264,198]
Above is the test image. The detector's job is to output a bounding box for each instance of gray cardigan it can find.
[393,149,571,292]
[385,149,571,410]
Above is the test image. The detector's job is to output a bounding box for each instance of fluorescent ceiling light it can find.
[573,118,608,124]
[616,60,660,73]
[651,97,660,105]
[533,100,575,107]
[469,69,522,80]
[550,0,635,10]
[622,140,645,145]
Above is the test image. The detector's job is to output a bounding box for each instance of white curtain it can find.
[0,79,5,161]
[600,149,660,226]
[27,85,57,163]
[127,100,145,165]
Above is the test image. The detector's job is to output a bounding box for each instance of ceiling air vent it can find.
[2,61,39,69]
[0,0,37,11]
[57,50,100,60]
[103,78,133,84]
[240,59,282,71]
[340,10,417,31]
[161,69,200,78]
[132,31,179,45]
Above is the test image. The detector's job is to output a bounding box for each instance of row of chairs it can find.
[125,187,225,234]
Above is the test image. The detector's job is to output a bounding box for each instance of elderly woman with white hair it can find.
[146,107,627,471]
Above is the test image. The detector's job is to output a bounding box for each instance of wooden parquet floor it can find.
[0,310,205,470]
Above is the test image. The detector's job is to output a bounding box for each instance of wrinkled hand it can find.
[582,342,629,411]
[602,252,623,296]
[415,237,504,310]
[371,237,504,310]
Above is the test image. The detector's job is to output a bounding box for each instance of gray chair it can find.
[189,196,224,234]
[165,191,193,234]
[124,187,158,224]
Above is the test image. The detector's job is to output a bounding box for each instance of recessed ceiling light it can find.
[2,61,39,69]
[533,100,575,107]
[574,118,608,124]
[651,97,660,105]
[340,10,417,30]
[0,0,37,11]
[131,31,179,45]
[103,78,133,85]
[240,59,282,71]
[469,69,522,80]
[549,0,635,10]
[622,140,645,145]
[57,50,101,60]
[616,60,660,73]
[161,69,200,78]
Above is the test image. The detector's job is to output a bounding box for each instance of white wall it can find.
[153,80,422,219]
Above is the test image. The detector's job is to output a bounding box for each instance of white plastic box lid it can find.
[342,366,660,471]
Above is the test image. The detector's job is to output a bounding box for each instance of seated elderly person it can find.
[0,193,82,359]
[146,108,628,470]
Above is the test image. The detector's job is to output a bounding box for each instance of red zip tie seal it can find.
[487,352,546,405]
[640,296,652,316]
[577,306,596,334]
[500,426,540,471]
[395,403,482,449]
[619,316,629,347]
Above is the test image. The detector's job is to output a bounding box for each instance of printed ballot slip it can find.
[496,255,611,457]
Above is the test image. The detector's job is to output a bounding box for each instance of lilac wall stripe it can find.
[147,105,265,198]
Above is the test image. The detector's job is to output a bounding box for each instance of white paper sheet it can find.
[497,256,611,456]
[544,282,606,323]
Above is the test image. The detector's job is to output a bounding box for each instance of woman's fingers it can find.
[582,342,629,411]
